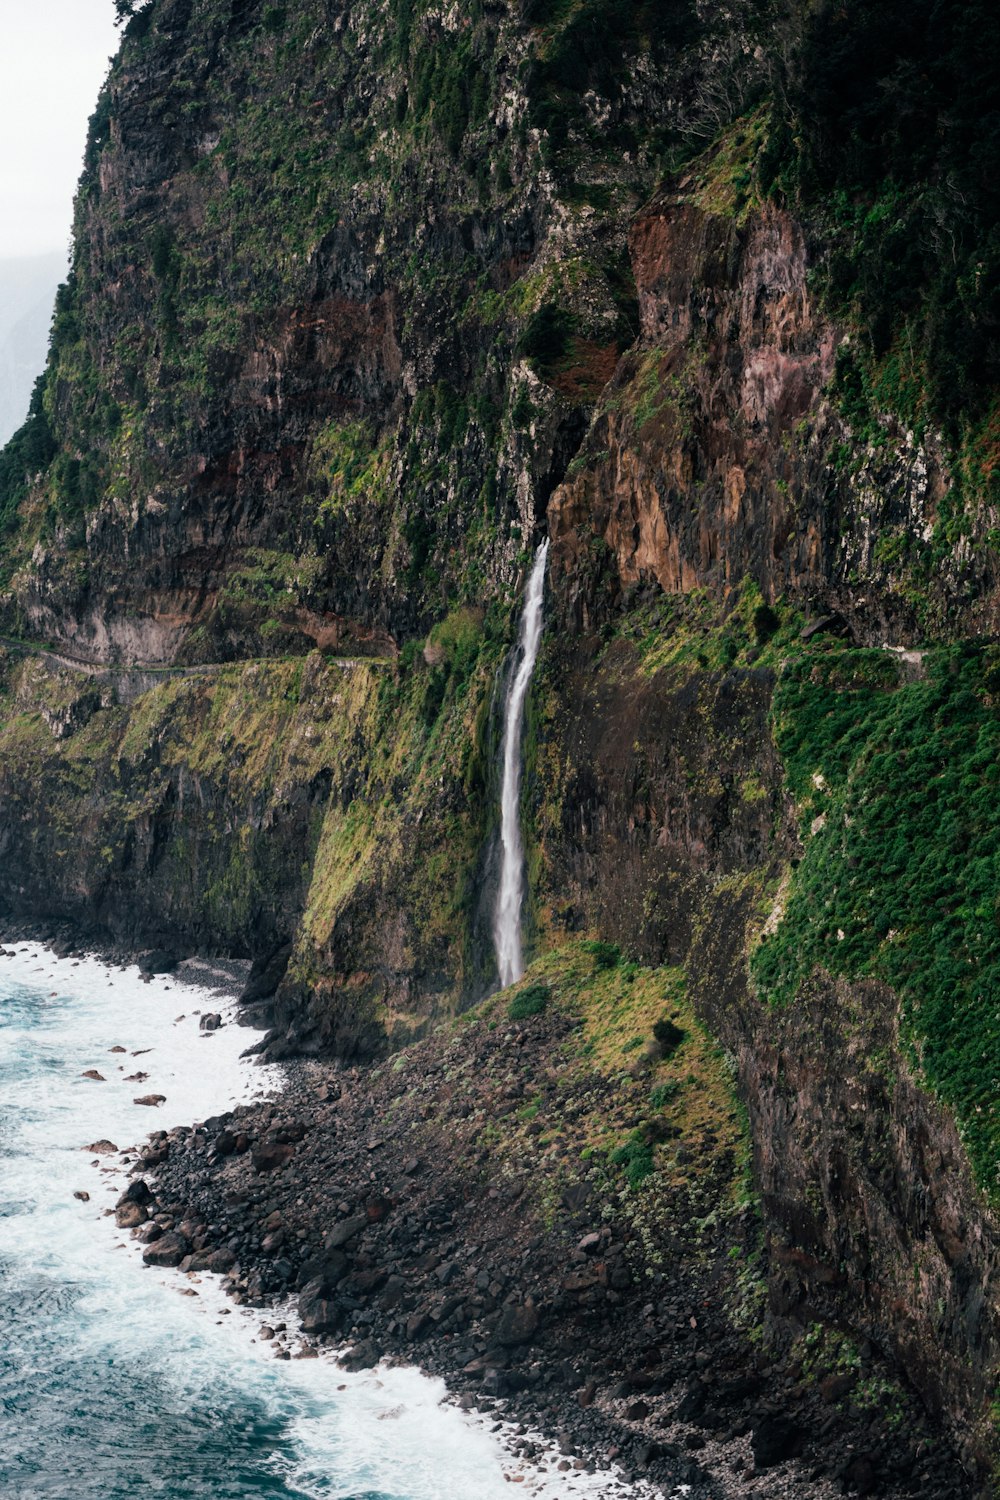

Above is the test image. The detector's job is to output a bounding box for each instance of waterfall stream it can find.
[494,540,550,988]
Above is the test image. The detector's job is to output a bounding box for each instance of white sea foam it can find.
[0,945,658,1499]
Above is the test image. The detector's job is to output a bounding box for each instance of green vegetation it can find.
[0,377,57,534]
[609,1129,655,1188]
[583,938,621,970]
[762,0,1000,441]
[754,643,1000,1193]
[508,981,550,1020]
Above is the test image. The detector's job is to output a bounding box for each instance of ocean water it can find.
[0,946,640,1500]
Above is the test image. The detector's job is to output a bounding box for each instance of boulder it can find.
[324,1214,367,1250]
[843,1453,879,1495]
[199,1012,223,1032]
[138,950,178,975]
[296,1251,348,1290]
[341,1338,381,1371]
[752,1415,804,1468]
[240,942,292,1003]
[298,1279,343,1336]
[142,1232,190,1268]
[118,1178,154,1207]
[252,1141,294,1173]
[84,1139,118,1155]
[134,1094,166,1107]
[495,1301,540,1347]
[116,1200,148,1229]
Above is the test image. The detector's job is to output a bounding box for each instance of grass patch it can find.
[753,642,1000,1195]
[508,982,550,1020]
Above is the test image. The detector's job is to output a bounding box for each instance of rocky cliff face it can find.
[1,0,999,1485]
[551,190,995,643]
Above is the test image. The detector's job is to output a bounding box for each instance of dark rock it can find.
[199,1012,223,1032]
[240,943,292,1004]
[341,1338,380,1371]
[799,612,852,642]
[252,1141,294,1173]
[324,1214,367,1249]
[844,1453,879,1495]
[138,950,178,975]
[142,1232,190,1268]
[752,1415,804,1468]
[298,1281,343,1337]
[495,1302,540,1347]
[119,1179,154,1207]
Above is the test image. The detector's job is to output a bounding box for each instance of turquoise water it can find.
[0,949,579,1500]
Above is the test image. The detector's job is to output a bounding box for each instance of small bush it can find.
[753,602,780,644]
[650,1080,681,1108]
[610,1130,654,1188]
[584,939,621,970]
[508,982,550,1020]
[518,302,574,369]
[653,1018,686,1058]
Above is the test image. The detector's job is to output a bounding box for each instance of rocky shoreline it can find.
[2,926,976,1496]
[93,951,975,1500]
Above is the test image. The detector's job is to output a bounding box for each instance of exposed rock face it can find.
[549,196,984,642]
[742,973,1000,1477]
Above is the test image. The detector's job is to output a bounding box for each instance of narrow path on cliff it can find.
[0,634,391,680]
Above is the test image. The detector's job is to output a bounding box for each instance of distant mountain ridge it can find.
[0,253,65,448]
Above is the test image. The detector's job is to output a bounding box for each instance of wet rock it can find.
[84,1139,118,1154]
[341,1338,380,1371]
[81,1070,106,1081]
[139,950,178,975]
[134,1094,167,1107]
[116,1200,149,1228]
[240,943,292,1003]
[142,1232,190,1268]
[119,1179,154,1207]
[199,1012,223,1032]
[298,1279,343,1336]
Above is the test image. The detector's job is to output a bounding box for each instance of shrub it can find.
[518,303,574,369]
[584,939,621,970]
[609,1129,654,1188]
[752,602,780,644]
[653,1017,686,1058]
[650,1080,681,1108]
[508,982,550,1020]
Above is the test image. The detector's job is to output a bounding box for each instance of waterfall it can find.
[494,539,550,988]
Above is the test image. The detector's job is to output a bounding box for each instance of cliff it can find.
[1,0,999,1486]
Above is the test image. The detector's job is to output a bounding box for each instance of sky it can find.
[0,2,121,262]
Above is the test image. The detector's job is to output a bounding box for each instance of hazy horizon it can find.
[1,3,120,259]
